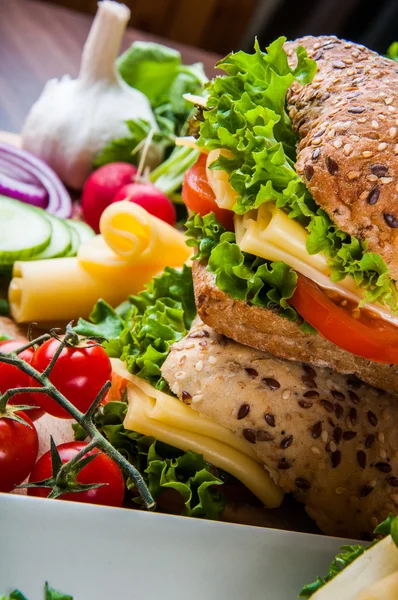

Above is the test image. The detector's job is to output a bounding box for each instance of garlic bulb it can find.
[21,1,159,190]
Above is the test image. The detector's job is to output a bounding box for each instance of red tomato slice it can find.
[289,273,398,363]
[182,154,234,230]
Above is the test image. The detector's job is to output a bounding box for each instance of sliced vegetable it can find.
[0,144,72,217]
[30,212,71,260]
[0,197,52,263]
[290,273,398,363]
[81,162,137,233]
[149,145,199,196]
[66,219,96,246]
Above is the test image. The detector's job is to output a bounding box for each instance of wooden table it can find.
[0,0,220,133]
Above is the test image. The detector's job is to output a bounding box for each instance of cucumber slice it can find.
[65,222,80,257]
[30,212,72,260]
[66,219,95,245]
[0,196,51,263]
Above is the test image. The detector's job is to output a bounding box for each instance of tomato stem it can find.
[0,331,155,509]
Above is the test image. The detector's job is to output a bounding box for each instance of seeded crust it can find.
[162,321,398,538]
[284,35,398,279]
[193,260,398,394]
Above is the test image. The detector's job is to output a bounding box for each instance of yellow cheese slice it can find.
[356,571,398,600]
[8,258,159,323]
[206,149,238,210]
[100,201,191,267]
[111,358,259,462]
[234,204,398,325]
[124,381,283,508]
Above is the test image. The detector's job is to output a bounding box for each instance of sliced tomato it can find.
[289,273,398,363]
[182,154,234,230]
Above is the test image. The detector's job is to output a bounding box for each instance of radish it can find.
[113,182,176,226]
[81,162,137,232]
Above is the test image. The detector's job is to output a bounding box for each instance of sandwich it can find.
[78,35,398,540]
[161,35,398,538]
[181,34,398,393]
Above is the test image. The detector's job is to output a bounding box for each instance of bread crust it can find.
[285,35,398,279]
[193,260,398,393]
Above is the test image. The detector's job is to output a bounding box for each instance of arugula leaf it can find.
[198,38,398,310]
[0,592,28,600]
[76,266,196,390]
[387,42,398,62]
[74,401,226,520]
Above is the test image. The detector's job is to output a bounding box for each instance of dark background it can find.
[43,0,398,55]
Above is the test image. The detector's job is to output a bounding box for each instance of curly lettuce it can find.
[74,266,196,390]
[197,37,398,310]
[74,401,226,520]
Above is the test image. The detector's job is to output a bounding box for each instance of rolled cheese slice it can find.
[124,381,283,508]
[9,257,160,323]
[100,201,191,267]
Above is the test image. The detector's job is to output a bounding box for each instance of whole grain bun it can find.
[285,35,398,279]
[193,260,398,394]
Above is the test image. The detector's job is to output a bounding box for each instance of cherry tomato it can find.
[0,411,38,492]
[28,441,125,507]
[0,339,44,421]
[182,154,234,230]
[289,273,398,363]
[30,338,112,419]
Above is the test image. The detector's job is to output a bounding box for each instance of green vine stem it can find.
[0,330,155,509]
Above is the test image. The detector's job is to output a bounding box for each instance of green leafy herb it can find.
[299,514,398,598]
[1,584,72,600]
[198,37,398,310]
[74,266,196,390]
[186,212,302,323]
[74,400,226,519]
[149,145,199,196]
[387,42,398,62]
[0,298,9,316]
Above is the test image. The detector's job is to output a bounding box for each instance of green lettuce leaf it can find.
[186,212,301,323]
[74,401,226,520]
[74,266,196,390]
[198,38,398,310]
[299,514,398,598]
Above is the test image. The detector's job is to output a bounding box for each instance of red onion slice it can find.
[0,143,72,218]
[0,172,48,207]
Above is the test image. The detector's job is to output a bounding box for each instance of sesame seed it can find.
[175,371,186,380]
[395,144,398,154]
[329,441,337,453]
[378,432,385,444]
[362,151,373,158]
[358,117,367,123]
[389,105,396,112]
[192,394,203,405]
[348,171,360,180]
[367,174,378,182]
[369,479,377,488]
[311,446,321,455]
[344,144,352,155]
[349,135,360,141]
[282,390,291,400]
[333,61,345,69]
[371,120,379,129]
[326,378,335,390]
[195,360,203,371]
[321,430,329,443]
[312,138,321,146]
[379,448,387,460]
[390,127,397,138]
[172,382,179,395]
[378,142,388,151]
[185,342,195,349]
[335,487,346,495]
[359,192,368,201]
[385,98,393,105]
[208,355,217,364]
[333,138,343,149]
[382,409,390,421]
[381,177,393,184]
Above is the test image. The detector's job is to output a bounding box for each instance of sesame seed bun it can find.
[192,260,398,394]
[285,35,398,278]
